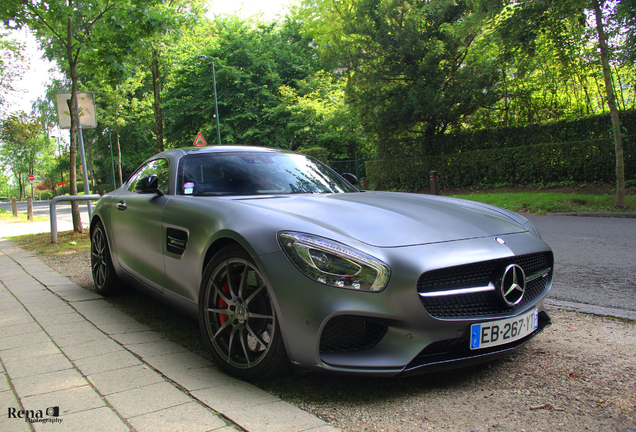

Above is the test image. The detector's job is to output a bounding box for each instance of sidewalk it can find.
[0,236,338,432]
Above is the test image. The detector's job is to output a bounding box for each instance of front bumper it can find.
[257,231,553,376]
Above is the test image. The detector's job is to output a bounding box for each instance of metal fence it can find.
[329,154,374,180]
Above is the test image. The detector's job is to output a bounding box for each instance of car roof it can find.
[178,145,295,156]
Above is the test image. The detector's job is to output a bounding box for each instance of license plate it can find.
[470,308,538,350]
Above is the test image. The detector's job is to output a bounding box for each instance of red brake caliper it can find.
[217,280,233,335]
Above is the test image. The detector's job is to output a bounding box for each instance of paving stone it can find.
[97,321,152,335]
[7,283,47,293]
[23,303,74,319]
[3,353,73,379]
[0,330,52,350]
[191,381,281,414]
[109,330,166,345]
[44,321,98,337]
[43,282,82,291]
[0,322,41,338]
[59,337,122,361]
[57,291,103,302]
[31,406,129,432]
[71,301,138,325]
[144,351,211,369]
[127,401,227,432]
[144,354,234,392]
[223,400,333,432]
[0,389,32,432]
[49,327,109,348]
[0,370,10,392]
[125,340,189,359]
[87,365,165,395]
[73,350,142,376]
[11,369,88,398]
[0,341,61,363]
[106,382,192,418]
[33,312,87,327]
[0,311,35,328]
[21,385,107,416]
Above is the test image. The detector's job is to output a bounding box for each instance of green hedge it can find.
[54,182,117,196]
[297,147,329,164]
[367,137,635,191]
[377,110,636,159]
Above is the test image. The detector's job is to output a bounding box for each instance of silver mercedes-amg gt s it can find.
[90,145,553,380]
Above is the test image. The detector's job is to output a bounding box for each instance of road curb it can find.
[546,299,636,321]
[546,212,636,218]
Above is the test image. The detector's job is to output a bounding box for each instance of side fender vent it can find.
[167,228,188,255]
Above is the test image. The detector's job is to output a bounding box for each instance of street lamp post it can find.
[198,55,221,145]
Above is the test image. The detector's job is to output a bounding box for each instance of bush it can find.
[377,110,636,159]
[297,147,329,164]
[367,137,635,191]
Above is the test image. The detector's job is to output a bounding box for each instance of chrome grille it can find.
[418,252,553,319]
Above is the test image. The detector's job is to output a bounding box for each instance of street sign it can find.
[55,92,98,129]
[193,132,207,146]
[28,174,35,183]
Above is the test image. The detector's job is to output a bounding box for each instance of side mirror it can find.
[135,174,164,196]
[342,172,358,186]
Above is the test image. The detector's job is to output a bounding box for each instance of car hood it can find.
[234,191,529,247]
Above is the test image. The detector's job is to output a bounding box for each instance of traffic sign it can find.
[58,182,69,186]
[28,174,35,183]
[193,132,207,146]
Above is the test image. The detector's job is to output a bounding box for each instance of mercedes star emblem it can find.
[499,264,526,306]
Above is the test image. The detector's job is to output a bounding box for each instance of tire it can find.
[199,245,289,380]
[90,221,123,295]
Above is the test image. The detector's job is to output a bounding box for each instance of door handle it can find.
[116,201,127,211]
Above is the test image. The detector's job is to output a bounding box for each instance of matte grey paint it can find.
[91,146,553,375]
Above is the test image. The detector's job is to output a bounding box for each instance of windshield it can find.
[177,152,358,196]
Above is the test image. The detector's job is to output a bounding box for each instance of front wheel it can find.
[199,245,289,380]
[90,221,123,295]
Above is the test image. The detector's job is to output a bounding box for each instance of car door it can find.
[110,158,170,291]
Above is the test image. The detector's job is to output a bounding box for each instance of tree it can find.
[495,0,627,207]
[0,112,47,200]
[0,28,27,118]
[164,17,320,149]
[296,0,505,144]
[1,0,169,231]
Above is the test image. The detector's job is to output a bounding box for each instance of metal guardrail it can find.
[50,195,101,243]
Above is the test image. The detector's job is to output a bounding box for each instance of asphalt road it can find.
[0,199,93,224]
[527,214,636,312]
[2,201,634,313]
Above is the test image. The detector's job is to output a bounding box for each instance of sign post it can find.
[55,92,97,220]
[28,174,35,200]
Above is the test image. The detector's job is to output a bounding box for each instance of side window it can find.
[126,159,170,193]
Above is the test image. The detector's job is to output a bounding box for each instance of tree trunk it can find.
[114,95,123,186]
[592,0,626,208]
[67,13,83,232]
[152,44,164,154]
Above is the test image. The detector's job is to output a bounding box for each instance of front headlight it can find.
[278,232,390,292]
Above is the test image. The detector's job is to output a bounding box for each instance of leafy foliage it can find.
[0,28,26,117]
[298,0,505,140]
[164,17,320,149]
[0,111,50,199]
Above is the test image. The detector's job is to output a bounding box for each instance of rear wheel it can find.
[90,221,122,295]
[199,245,289,380]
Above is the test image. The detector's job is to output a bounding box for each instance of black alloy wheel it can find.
[90,221,122,295]
[199,245,289,380]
